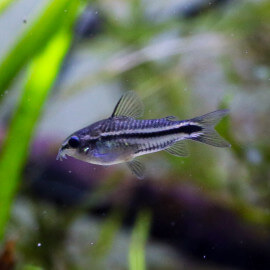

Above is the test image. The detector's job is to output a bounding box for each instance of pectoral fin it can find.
[165,141,189,157]
[111,91,144,119]
[127,159,145,179]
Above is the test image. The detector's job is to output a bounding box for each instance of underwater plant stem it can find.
[0,29,72,240]
[129,210,151,270]
[0,0,73,99]
[0,0,17,14]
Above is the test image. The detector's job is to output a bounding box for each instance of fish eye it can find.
[68,136,80,148]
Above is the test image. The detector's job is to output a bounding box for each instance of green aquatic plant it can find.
[0,0,81,240]
[129,210,151,270]
[22,265,43,270]
[0,0,16,14]
[0,0,78,99]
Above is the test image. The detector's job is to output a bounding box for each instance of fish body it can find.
[57,91,230,178]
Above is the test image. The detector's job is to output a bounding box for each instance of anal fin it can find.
[127,159,145,179]
[165,141,189,157]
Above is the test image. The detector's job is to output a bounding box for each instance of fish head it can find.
[56,134,83,161]
[56,130,97,162]
[56,120,106,162]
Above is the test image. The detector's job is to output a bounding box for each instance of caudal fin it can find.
[189,109,231,147]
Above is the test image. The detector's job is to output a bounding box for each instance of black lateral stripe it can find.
[178,125,202,134]
[102,124,202,139]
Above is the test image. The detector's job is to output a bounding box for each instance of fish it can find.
[57,91,230,179]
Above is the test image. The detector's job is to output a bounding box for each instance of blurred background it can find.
[0,0,270,269]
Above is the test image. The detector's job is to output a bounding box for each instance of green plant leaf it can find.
[0,0,17,14]
[0,0,76,99]
[22,265,43,270]
[129,210,151,270]
[91,211,122,259]
[0,27,73,240]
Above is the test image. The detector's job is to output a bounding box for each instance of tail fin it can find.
[189,109,231,147]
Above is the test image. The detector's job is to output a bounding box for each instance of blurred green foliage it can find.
[0,0,16,14]
[0,0,79,98]
[129,210,151,270]
[0,0,81,239]
[22,265,43,270]
[91,211,122,264]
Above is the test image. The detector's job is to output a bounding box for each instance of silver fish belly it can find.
[57,91,230,179]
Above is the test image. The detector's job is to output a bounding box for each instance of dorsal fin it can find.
[165,116,178,121]
[111,91,144,119]
[165,141,189,157]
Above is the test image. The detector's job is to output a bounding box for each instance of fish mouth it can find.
[56,148,67,161]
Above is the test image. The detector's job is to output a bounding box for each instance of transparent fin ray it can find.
[191,130,230,147]
[127,159,145,179]
[191,109,229,127]
[165,116,178,121]
[190,109,230,148]
[165,141,189,157]
[111,91,144,119]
